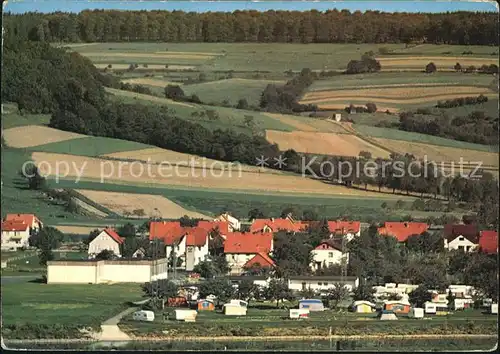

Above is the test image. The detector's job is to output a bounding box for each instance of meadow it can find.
[1,280,143,333]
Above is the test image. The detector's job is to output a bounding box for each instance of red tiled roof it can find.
[250,218,305,233]
[224,232,273,254]
[478,230,498,254]
[314,239,344,252]
[103,228,124,244]
[378,222,428,242]
[328,221,361,234]
[1,220,30,232]
[443,224,479,243]
[244,252,275,268]
[197,220,229,235]
[185,228,209,247]
[5,213,40,226]
[149,221,184,243]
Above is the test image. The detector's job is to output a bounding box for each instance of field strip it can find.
[102,147,285,175]
[318,104,400,112]
[302,86,492,100]
[154,51,221,56]
[53,225,102,234]
[75,189,211,219]
[83,52,215,59]
[263,113,319,131]
[377,56,497,62]
[2,126,86,148]
[266,130,391,159]
[300,93,497,105]
[121,78,182,87]
[309,82,464,92]
[105,87,195,107]
[371,138,499,167]
[32,152,403,197]
[95,64,196,70]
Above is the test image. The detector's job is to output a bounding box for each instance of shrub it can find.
[425,62,437,73]
[365,102,377,113]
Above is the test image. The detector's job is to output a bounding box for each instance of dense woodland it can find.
[3,10,498,45]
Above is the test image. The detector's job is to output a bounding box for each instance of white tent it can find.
[379,310,398,320]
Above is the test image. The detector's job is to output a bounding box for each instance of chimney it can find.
[271,218,274,222]
[404,223,408,228]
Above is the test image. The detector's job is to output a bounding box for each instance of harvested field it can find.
[265,130,391,158]
[102,147,284,174]
[2,126,86,148]
[31,152,400,197]
[301,86,493,101]
[54,225,102,234]
[121,78,182,87]
[75,190,211,219]
[105,87,195,107]
[84,52,216,60]
[376,56,498,69]
[95,64,196,70]
[317,104,400,112]
[264,113,318,131]
[372,138,499,167]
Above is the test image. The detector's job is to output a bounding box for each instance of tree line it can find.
[399,109,498,145]
[3,10,498,45]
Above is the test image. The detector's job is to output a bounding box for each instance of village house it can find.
[443,224,479,252]
[327,220,361,241]
[1,214,43,251]
[310,239,348,271]
[378,222,428,242]
[478,230,498,254]
[88,228,124,258]
[224,232,274,275]
[214,213,240,232]
[149,221,213,271]
[250,214,307,233]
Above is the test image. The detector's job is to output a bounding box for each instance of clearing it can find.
[74,190,211,219]
[265,130,391,158]
[2,126,86,149]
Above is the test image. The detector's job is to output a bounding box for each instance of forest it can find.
[3,10,498,45]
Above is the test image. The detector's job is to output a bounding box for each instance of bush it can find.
[365,103,377,113]
[425,62,437,73]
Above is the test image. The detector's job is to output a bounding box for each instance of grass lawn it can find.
[1,281,143,328]
[353,125,497,152]
[28,136,151,156]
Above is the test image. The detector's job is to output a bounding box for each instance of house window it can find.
[328,252,333,258]
[317,282,322,286]
[323,282,328,286]
[458,236,464,241]
[458,245,464,251]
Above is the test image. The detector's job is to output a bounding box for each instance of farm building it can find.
[47,258,168,284]
[383,300,411,314]
[443,224,479,252]
[197,299,215,311]
[88,228,124,258]
[299,299,325,312]
[288,276,359,293]
[351,300,376,313]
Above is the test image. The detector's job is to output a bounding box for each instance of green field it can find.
[29,136,151,156]
[106,87,295,133]
[353,125,498,152]
[182,78,285,107]
[307,72,494,92]
[1,106,51,129]
[1,281,142,331]
[386,44,498,56]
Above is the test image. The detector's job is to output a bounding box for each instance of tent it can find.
[197,299,215,311]
[378,310,398,320]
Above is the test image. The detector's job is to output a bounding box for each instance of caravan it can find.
[132,310,155,322]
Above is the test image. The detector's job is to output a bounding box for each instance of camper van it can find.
[408,307,424,319]
[425,302,448,315]
[132,310,155,322]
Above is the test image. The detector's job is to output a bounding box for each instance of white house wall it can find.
[226,253,254,274]
[88,231,121,257]
[1,229,30,250]
[445,236,478,252]
[310,249,347,270]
